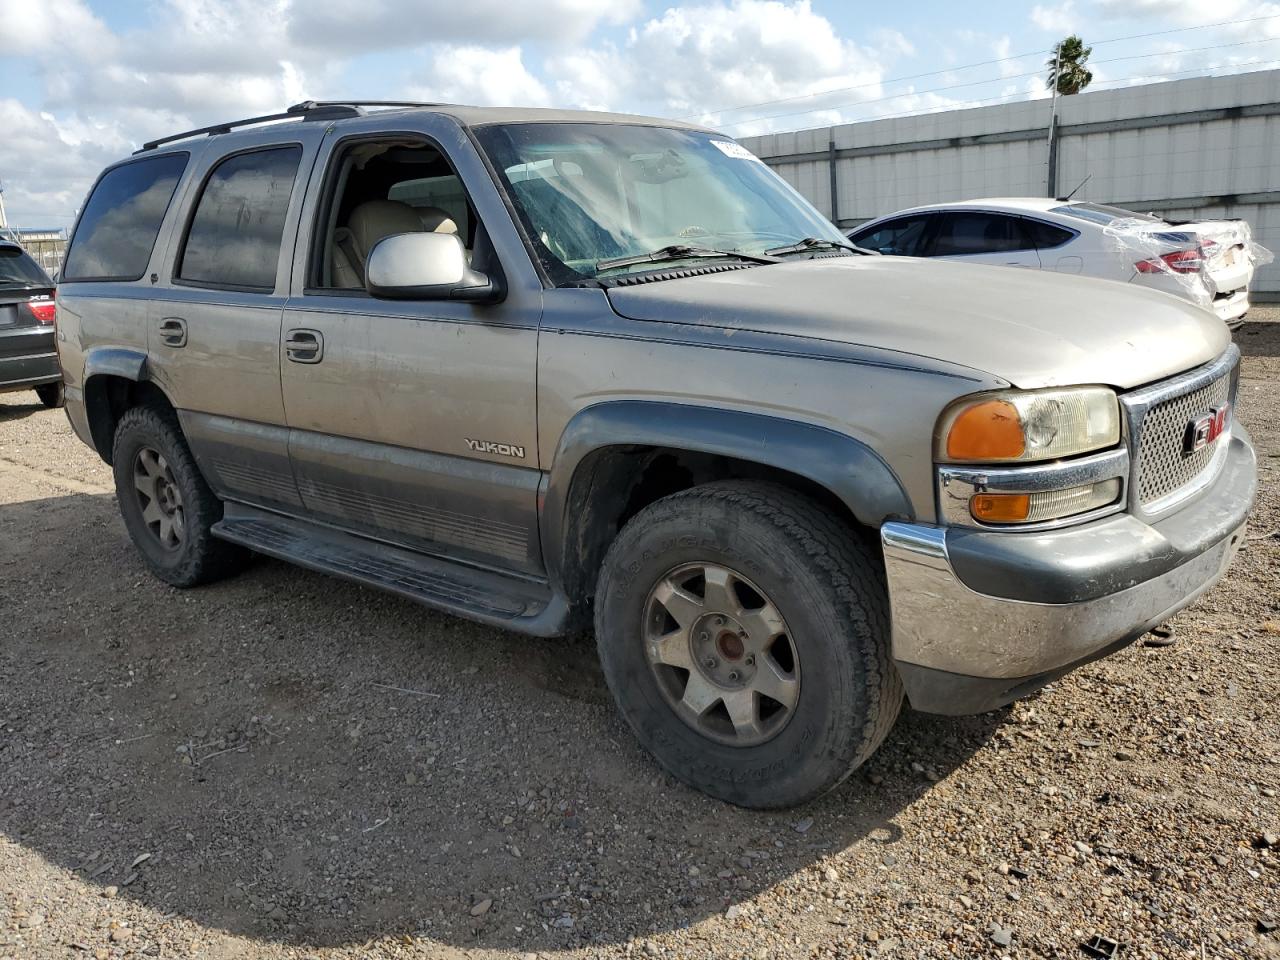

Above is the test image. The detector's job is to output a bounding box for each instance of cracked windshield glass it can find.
[475,122,848,282]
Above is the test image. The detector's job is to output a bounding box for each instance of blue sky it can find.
[1,0,1277,227]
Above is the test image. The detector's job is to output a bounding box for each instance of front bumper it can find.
[881,426,1256,715]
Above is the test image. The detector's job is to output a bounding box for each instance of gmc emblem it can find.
[1183,403,1230,455]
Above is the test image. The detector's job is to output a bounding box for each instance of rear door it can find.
[148,127,325,513]
[928,211,1041,268]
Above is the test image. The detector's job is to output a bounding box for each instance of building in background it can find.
[1,228,68,278]
[741,68,1279,300]
[1,181,69,278]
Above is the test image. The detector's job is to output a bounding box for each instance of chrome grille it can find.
[1135,371,1231,506]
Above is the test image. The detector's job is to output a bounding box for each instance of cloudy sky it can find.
[2,0,1278,228]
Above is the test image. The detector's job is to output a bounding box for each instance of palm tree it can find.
[1047,35,1093,95]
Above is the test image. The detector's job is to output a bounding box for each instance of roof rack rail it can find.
[289,100,448,111]
[134,100,446,154]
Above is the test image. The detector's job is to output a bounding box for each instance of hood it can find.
[605,256,1229,390]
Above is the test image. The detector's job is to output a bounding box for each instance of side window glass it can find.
[932,213,1030,256]
[315,141,481,290]
[178,145,302,289]
[63,153,188,282]
[855,216,931,256]
[1024,219,1075,249]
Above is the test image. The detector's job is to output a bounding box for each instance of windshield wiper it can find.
[595,244,780,273]
[764,237,877,257]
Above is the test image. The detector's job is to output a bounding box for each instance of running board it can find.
[212,503,567,637]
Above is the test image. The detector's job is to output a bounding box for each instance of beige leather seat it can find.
[331,200,459,288]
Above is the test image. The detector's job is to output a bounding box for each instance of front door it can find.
[281,118,544,575]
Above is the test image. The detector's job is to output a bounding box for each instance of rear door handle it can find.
[158,317,187,348]
[285,328,323,364]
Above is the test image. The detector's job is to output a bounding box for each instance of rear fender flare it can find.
[81,347,158,461]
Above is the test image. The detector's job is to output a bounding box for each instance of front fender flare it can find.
[540,400,914,596]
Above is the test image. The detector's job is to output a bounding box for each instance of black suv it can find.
[0,240,61,407]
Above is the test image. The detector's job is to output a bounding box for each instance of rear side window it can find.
[852,215,932,256]
[1024,219,1076,249]
[63,153,188,282]
[932,213,1032,255]
[177,145,303,290]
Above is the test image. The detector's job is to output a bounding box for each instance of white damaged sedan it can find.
[847,198,1268,329]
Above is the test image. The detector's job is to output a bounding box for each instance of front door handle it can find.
[285,328,324,364]
[158,317,187,348]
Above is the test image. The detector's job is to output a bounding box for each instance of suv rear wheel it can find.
[111,404,247,587]
[595,480,902,808]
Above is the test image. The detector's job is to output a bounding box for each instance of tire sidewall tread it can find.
[111,403,244,588]
[595,480,902,808]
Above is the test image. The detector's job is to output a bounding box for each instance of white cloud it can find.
[407,47,552,107]
[287,0,642,52]
[1030,2,1076,32]
[563,0,901,134]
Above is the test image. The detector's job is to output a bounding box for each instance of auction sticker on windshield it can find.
[709,140,762,162]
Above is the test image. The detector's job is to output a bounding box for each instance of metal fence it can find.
[1,228,67,278]
[741,68,1280,299]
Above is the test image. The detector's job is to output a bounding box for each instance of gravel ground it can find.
[1,310,1277,960]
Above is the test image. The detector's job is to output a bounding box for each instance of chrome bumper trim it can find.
[881,518,1245,684]
[936,446,1129,531]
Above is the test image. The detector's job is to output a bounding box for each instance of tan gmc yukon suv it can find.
[55,101,1257,807]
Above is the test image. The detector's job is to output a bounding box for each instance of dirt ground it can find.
[1,311,1277,960]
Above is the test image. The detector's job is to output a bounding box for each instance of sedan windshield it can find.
[474,123,847,283]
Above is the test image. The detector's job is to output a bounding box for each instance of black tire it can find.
[595,480,902,808]
[111,403,247,587]
[35,382,64,408]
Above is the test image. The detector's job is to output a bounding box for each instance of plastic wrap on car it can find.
[1102,216,1273,308]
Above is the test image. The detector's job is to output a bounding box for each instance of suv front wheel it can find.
[111,404,247,587]
[595,480,902,808]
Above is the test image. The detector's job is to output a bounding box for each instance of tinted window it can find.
[63,153,188,281]
[851,215,932,256]
[1024,219,1076,249]
[0,247,52,288]
[932,213,1031,255]
[178,146,302,289]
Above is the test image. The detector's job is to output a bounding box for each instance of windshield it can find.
[474,123,847,283]
[1052,202,1163,226]
[0,246,53,288]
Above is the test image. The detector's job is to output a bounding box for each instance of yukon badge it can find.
[465,438,526,459]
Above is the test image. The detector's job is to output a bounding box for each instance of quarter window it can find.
[178,146,302,290]
[1024,219,1076,249]
[63,153,188,282]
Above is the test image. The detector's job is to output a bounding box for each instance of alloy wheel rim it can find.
[642,562,800,747]
[133,447,185,550]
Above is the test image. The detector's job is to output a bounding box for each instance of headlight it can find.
[937,387,1120,463]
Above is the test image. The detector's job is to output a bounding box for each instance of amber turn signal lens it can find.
[970,493,1031,523]
[945,399,1025,461]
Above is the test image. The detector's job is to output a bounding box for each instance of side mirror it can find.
[365,232,504,303]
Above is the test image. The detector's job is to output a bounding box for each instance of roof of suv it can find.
[137,101,715,153]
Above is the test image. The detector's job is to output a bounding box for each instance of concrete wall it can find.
[742,69,1280,298]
